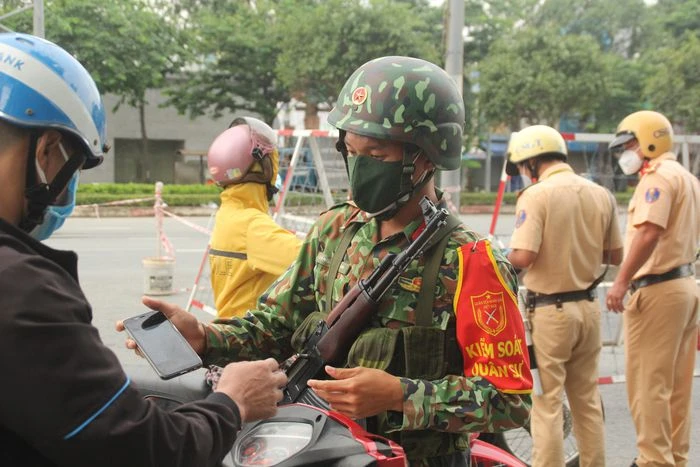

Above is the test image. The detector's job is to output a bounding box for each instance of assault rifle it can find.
[280,196,450,405]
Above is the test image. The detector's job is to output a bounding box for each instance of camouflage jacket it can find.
[203,201,531,448]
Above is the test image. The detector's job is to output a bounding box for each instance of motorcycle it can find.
[128,365,526,467]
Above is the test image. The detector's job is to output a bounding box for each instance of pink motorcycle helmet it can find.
[207,116,278,188]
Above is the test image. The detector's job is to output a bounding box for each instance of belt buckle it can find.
[526,291,536,312]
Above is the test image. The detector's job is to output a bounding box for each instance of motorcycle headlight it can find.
[234,421,313,466]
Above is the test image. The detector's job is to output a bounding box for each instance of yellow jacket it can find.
[209,183,302,318]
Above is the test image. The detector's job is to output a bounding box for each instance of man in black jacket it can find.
[0,32,286,467]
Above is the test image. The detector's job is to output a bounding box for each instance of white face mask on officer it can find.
[618,147,643,175]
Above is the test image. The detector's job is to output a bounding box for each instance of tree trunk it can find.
[304,101,319,129]
[139,101,151,183]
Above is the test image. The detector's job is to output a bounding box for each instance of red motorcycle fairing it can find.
[233,403,407,467]
[298,403,407,466]
[470,433,527,467]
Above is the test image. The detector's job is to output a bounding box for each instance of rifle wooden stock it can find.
[325,284,362,328]
[317,286,377,365]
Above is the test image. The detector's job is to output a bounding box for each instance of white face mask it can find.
[618,149,643,175]
[520,174,533,188]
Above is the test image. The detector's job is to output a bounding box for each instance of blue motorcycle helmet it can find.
[0,33,108,237]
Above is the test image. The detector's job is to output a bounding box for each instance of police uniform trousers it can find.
[530,299,605,467]
[624,276,699,467]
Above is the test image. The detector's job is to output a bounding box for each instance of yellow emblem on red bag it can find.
[470,291,507,336]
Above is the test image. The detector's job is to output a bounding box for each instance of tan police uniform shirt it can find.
[625,152,700,279]
[510,162,623,294]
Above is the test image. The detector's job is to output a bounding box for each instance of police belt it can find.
[629,263,694,293]
[526,289,597,309]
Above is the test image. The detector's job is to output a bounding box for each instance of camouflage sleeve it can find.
[385,238,530,433]
[390,376,531,432]
[201,220,322,367]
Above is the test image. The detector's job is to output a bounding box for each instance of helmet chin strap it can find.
[336,130,348,166]
[19,138,85,233]
[525,159,540,181]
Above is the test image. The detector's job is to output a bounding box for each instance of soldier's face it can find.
[344,132,404,162]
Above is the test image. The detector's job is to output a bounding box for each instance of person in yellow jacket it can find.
[207,117,302,318]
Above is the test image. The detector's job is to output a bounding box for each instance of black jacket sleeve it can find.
[0,250,240,467]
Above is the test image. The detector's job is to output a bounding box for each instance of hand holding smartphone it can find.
[123,310,202,380]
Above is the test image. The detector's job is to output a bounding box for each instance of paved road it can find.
[44,214,699,466]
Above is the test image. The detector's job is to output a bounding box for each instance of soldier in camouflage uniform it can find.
[127,56,532,466]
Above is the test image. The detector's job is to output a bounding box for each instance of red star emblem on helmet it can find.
[351,86,368,105]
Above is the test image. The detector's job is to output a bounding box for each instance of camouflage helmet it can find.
[327,56,465,170]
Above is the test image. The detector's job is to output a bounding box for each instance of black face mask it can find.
[347,155,405,218]
[347,152,434,221]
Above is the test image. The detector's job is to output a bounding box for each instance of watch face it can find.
[236,421,313,466]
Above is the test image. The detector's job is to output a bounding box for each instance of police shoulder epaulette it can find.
[645,164,659,175]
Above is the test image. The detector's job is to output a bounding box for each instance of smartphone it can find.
[123,310,202,380]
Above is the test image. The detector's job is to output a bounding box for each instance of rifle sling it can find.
[325,221,362,314]
[415,214,462,327]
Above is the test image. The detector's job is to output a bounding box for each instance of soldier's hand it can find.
[606,281,628,313]
[308,366,403,419]
[115,296,207,355]
[216,359,287,422]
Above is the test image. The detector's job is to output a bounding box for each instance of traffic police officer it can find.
[606,110,700,467]
[506,125,623,467]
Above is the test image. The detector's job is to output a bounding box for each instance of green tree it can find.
[463,0,540,62]
[478,28,606,130]
[531,0,648,57]
[164,0,289,125]
[644,32,700,132]
[643,0,700,47]
[3,0,186,182]
[590,55,648,132]
[274,0,442,128]
[0,1,27,13]
[460,1,540,147]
